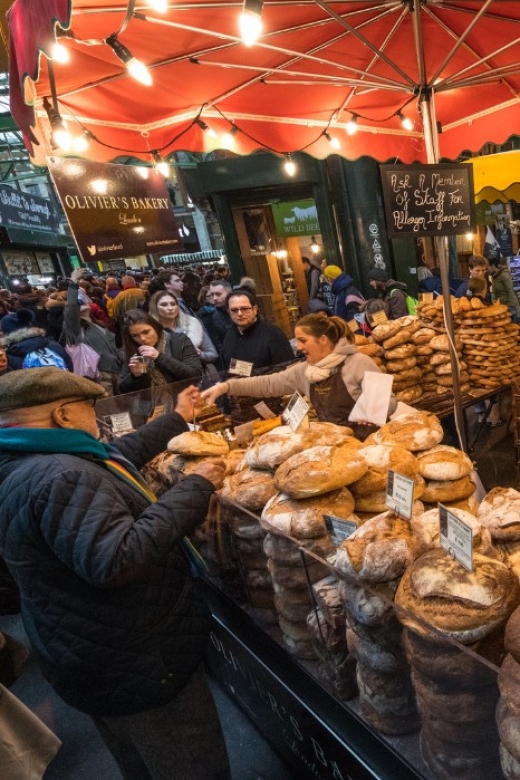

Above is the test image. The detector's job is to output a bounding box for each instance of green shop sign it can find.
[271,199,320,237]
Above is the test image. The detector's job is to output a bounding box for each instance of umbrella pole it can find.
[422,97,468,451]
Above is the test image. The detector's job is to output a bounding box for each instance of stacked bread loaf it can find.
[498,607,520,778]
[458,301,520,389]
[428,332,470,395]
[396,548,519,779]
[353,334,385,370]
[371,318,423,404]
[335,512,422,734]
[350,442,424,517]
[415,443,477,509]
[306,575,358,699]
[412,325,437,394]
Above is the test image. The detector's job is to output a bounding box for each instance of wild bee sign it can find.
[48,157,181,262]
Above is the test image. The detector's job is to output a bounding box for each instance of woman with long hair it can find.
[119,309,202,393]
[202,311,396,438]
[148,290,218,371]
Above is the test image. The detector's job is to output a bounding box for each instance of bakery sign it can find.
[0,183,61,233]
[48,157,182,263]
[380,163,475,239]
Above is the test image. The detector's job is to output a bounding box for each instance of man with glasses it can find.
[0,367,230,780]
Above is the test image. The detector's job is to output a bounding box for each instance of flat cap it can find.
[0,367,105,414]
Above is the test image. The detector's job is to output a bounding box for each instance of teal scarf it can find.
[0,427,205,575]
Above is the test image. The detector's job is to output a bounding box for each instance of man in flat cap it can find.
[367,267,409,320]
[0,368,230,780]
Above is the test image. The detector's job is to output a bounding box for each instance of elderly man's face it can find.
[53,397,99,439]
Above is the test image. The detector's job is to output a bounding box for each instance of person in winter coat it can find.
[45,290,68,341]
[0,309,72,371]
[367,268,408,320]
[302,256,322,301]
[0,368,230,780]
[119,309,203,393]
[323,265,366,322]
[13,283,49,333]
[203,311,396,440]
[454,255,489,299]
[488,257,520,322]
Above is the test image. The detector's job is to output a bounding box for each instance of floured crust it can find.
[219,467,277,511]
[245,421,353,470]
[352,444,418,496]
[421,474,476,503]
[260,488,356,538]
[167,430,229,456]
[274,440,367,499]
[411,507,481,553]
[478,487,520,541]
[416,445,473,481]
[371,411,444,451]
[395,548,520,643]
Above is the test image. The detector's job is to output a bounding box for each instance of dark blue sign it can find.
[0,184,61,233]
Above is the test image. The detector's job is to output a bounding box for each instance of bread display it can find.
[416,444,473,481]
[351,444,418,496]
[478,487,520,542]
[369,411,444,451]
[245,421,353,470]
[219,467,277,511]
[260,489,356,538]
[274,440,367,499]
[420,473,476,504]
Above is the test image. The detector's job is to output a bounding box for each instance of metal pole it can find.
[421,94,468,451]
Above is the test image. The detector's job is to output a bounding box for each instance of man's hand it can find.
[174,385,204,422]
[191,459,226,489]
[200,382,229,407]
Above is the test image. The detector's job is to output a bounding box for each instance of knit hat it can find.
[367,268,388,283]
[0,308,35,334]
[323,265,343,280]
[0,367,105,413]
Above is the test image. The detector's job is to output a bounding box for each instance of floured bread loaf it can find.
[353,479,425,513]
[395,548,520,643]
[167,430,229,457]
[274,440,367,499]
[263,531,334,565]
[422,494,480,515]
[416,444,473,481]
[371,411,444,451]
[478,487,520,541]
[219,467,277,511]
[339,577,399,627]
[336,514,419,583]
[245,421,353,470]
[260,489,356,538]
[351,444,418,496]
[371,320,402,343]
[421,474,476,503]
[411,507,482,553]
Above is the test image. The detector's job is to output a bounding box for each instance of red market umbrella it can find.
[7,0,520,167]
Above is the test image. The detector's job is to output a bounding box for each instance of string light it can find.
[43,97,72,151]
[222,125,239,149]
[153,152,170,176]
[195,118,217,139]
[346,114,358,135]
[323,131,340,150]
[283,154,296,176]
[72,130,91,153]
[146,0,168,11]
[239,0,263,46]
[397,110,413,130]
[106,35,152,86]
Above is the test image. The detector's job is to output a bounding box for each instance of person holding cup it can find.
[119,309,202,393]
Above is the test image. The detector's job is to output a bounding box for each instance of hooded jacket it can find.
[0,327,73,371]
[0,414,216,716]
[330,273,365,321]
[383,279,409,320]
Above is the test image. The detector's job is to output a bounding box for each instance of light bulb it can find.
[127,58,153,86]
[51,42,69,63]
[398,111,413,131]
[52,121,72,152]
[324,131,340,150]
[222,127,238,149]
[146,0,167,11]
[284,156,296,176]
[346,115,358,135]
[136,166,149,179]
[239,0,263,46]
[72,132,89,153]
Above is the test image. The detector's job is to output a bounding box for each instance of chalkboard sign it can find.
[380,163,474,238]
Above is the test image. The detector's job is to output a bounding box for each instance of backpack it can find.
[22,347,68,370]
[390,288,418,316]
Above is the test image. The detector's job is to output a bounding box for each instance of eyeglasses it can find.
[229,306,253,313]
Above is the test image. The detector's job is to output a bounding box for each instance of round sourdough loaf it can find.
[354,477,425,513]
[167,430,229,456]
[352,444,418,496]
[420,474,476,503]
[371,411,444,451]
[340,578,400,626]
[260,488,356,538]
[478,487,520,541]
[245,421,353,470]
[274,441,367,499]
[335,513,419,583]
[411,507,482,553]
[395,548,520,643]
[416,445,473,481]
[395,386,424,403]
[219,467,277,511]
[371,320,402,343]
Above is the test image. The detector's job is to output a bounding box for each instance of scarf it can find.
[0,428,204,575]
[305,350,346,384]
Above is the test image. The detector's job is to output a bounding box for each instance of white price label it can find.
[253,401,277,419]
[109,412,133,433]
[385,470,414,519]
[282,392,310,432]
[229,359,254,377]
[439,504,473,572]
[324,514,358,545]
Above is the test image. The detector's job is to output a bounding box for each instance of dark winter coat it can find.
[330,273,365,321]
[0,327,73,371]
[383,279,409,320]
[0,414,215,716]
[221,317,295,371]
[119,331,202,393]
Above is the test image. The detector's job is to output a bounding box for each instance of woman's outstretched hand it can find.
[200,382,229,406]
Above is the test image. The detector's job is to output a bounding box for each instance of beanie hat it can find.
[0,367,105,413]
[323,265,343,280]
[0,308,35,334]
[368,268,388,283]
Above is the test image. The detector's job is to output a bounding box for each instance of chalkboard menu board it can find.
[380,163,474,238]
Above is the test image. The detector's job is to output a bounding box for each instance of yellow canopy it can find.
[469,151,520,204]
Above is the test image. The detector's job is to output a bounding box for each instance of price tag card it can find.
[233,421,256,443]
[369,309,388,326]
[229,359,254,377]
[254,401,277,419]
[420,292,434,302]
[385,469,414,519]
[282,392,310,432]
[347,318,359,332]
[439,504,473,572]
[109,412,134,433]
[324,514,358,545]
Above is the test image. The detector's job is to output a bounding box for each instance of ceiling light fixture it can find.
[43,96,72,151]
[397,110,413,131]
[323,131,340,150]
[152,152,170,176]
[283,154,296,176]
[239,0,263,46]
[195,117,217,139]
[106,35,152,86]
[346,114,358,135]
[146,0,168,11]
[222,125,239,149]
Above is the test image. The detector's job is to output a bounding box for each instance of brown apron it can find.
[309,362,377,441]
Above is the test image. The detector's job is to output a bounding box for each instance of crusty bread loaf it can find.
[371,411,444,451]
[383,329,414,351]
[395,386,424,404]
[167,430,229,456]
[478,487,520,541]
[411,507,482,553]
[274,440,367,499]
[261,488,356,538]
[219,467,277,511]
[395,548,520,643]
[245,421,353,470]
[416,445,473,481]
[351,444,418,496]
[371,320,401,343]
[354,476,425,513]
[413,327,436,345]
[420,474,476,503]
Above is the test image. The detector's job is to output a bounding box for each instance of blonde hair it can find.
[295,312,354,345]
